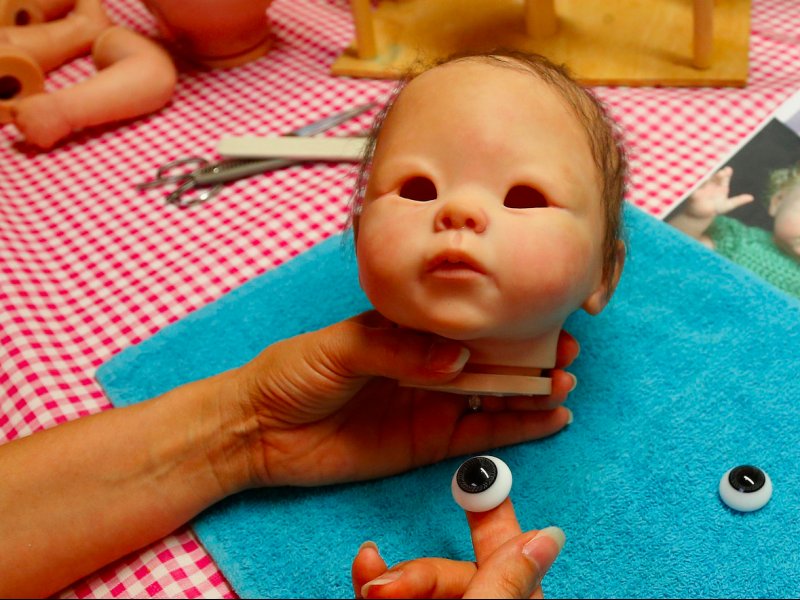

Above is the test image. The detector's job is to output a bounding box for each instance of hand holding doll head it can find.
[351,51,627,396]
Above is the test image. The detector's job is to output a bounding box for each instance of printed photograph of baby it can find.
[664,90,800,299]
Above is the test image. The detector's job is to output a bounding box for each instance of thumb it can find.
[324,316,470,385]
[463,526,566,599]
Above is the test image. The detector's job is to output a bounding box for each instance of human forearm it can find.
[0,369,257,598]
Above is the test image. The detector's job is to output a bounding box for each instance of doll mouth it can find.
[426,251,487,278]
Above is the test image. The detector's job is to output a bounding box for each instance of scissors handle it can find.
[147,101,378,206]
[191,157,300,186]
[166,179,224,208]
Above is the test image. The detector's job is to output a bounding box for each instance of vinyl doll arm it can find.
[8,25,177,149]
[0,1,110,71]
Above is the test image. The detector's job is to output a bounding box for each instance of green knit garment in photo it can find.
[709,215,800,298]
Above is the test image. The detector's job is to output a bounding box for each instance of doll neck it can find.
[460,328,562,371]
[399,327,562,397]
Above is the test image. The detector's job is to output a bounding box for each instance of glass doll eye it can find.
[504,185,548,209]
[451,455,512,512]
[399,176,437,201]
[718,465,772,512]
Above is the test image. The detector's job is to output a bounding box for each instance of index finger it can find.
[554,329,579,369]
[465,497,523,564]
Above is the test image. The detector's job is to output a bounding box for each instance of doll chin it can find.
[404,315,496,341]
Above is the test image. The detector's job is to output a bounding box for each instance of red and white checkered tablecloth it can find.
[1,0,798,597]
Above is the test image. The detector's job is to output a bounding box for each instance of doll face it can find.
[770,183,800,260]
[356,59,609,342]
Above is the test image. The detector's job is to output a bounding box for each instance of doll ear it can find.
[582,240,626,316]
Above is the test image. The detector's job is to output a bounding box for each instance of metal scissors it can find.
[137,102,376,208]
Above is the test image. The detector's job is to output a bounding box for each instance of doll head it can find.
[352,51,626,365]
[141,0,273,68]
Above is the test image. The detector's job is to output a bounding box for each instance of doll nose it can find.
[434,198,488,233]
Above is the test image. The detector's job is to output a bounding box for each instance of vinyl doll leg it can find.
[7,26,176,149]
[37,0,77,20]
[0,0,109,71]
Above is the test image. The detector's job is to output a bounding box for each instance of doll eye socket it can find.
[718,465,772,512]
[399,176,438,202]
[504,185,548,209]
[451,455,513,513]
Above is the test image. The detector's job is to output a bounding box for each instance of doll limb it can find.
[0,0,109,71]
[7,25,177,149]
[37,0,77,20]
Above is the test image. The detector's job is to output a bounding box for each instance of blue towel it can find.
[97,206,800,598]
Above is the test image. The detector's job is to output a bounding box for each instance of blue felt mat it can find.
[97,206,800,599]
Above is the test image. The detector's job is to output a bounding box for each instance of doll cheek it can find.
[356,241,409,301]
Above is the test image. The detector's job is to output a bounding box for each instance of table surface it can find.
[1,0,798,597]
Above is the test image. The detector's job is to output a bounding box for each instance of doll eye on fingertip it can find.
[451,455,513,513]
[399,176,437,201]
[504,185,548,209]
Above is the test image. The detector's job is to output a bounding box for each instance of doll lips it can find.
[426,251,487,278]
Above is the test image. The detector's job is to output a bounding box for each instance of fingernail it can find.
[537,526,566,551]
[427,341,470,373]
[568,373,578,392]
[522,526,566,574]
[565,408,574,425]
[361,571,403,597]
[359,540,380,555]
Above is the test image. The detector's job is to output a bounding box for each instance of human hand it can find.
[685,166,754,219]
[351,497,565,598]
[225,311,578,490]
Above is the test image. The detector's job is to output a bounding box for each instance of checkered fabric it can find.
[1,0,798,597]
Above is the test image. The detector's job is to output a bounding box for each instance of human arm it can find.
[668,166,754,248]
[351,498,565,599]
[0,371,247,598]
[0,311,577,597]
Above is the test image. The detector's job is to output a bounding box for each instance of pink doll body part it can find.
[0,0,44,27]
[356,59,612,395]
[141,0,273,68]
[0,0,110,71]
[7,25,176,149]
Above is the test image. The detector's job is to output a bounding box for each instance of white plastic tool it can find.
[217,135,367,161]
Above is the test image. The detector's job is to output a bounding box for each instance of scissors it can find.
[137,102,377,208]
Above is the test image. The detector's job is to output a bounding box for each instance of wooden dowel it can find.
[525,0,557,38]
[350,0,377,59]
[693,0,714,69]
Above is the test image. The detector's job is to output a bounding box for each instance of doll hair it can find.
[349,49,628,290]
